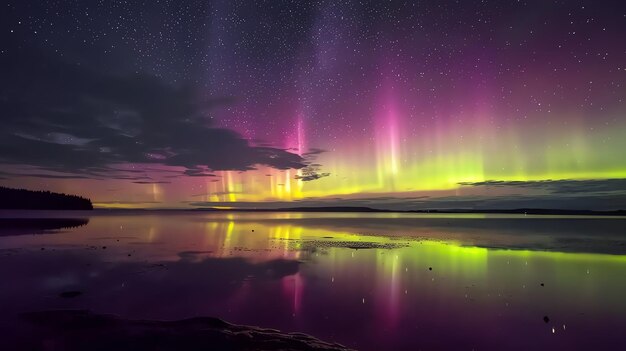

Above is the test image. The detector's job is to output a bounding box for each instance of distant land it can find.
[0,185,622,215]
[0,187,93,210]
[191,206,626,216]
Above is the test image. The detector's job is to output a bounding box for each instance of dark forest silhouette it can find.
[0,187,93,210]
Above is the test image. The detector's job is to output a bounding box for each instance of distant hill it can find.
[193,206,626,216]
[192,206,385,213]
[0,187,93,210]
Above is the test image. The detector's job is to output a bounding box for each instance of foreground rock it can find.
[21,310,353,351]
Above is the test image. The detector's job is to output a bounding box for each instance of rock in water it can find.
[59,291,82,298]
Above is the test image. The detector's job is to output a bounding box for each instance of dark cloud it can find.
[459,179,626,194]
[182,168,218,177]
[0,49,307,179]
[295,173,331,182]
[0,170,94,180]
[302,148,327,156]
[294,164,330,182]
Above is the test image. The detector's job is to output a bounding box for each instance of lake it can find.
[1,211,626,350]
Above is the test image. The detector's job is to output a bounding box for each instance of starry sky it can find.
[1,0,625,210]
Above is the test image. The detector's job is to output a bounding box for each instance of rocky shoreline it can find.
[20,310,353,351]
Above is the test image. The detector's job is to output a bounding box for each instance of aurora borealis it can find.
[1,0,625,209]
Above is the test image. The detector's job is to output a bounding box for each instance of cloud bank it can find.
[459,179,626,194]
[0,49,306,179]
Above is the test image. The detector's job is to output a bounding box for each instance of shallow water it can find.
[1,211,626,350]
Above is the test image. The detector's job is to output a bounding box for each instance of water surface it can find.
[1,211,625,350]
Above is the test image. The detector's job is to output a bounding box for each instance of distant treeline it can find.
[194,206,626,216]
[0,187,93,210]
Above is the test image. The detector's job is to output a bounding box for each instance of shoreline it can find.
[1,207,625,217]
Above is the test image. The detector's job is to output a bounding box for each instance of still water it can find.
[1,211,626,350]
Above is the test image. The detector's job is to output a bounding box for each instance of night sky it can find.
[1,0,625,209]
